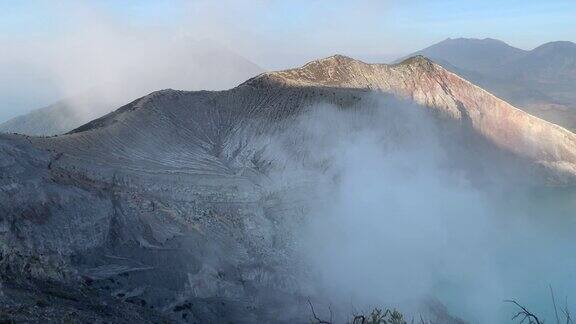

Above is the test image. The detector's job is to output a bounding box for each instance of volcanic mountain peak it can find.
[251,54,369,86]
[306,53,356,64]
[241,54,576,180]
[247,54,439,90]
[394,55,436,69]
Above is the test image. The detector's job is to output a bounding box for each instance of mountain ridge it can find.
[53,54,576,183]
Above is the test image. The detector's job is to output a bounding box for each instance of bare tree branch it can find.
[551,284,561,324]
[505,299,543,324]
[562,296,573,324]
[308,299,331,324]
[352,314,366,324]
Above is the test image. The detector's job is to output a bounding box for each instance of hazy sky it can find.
[1,0,575,121]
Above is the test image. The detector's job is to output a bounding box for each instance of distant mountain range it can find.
[404,38,576,130]
[0,40,264,136]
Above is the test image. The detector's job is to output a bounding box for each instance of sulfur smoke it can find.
[255,94,576,322]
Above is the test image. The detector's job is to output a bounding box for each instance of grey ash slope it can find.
[1,54,576,322]
[406,38,576,129]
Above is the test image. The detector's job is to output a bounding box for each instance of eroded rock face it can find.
[0,55,575,322]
